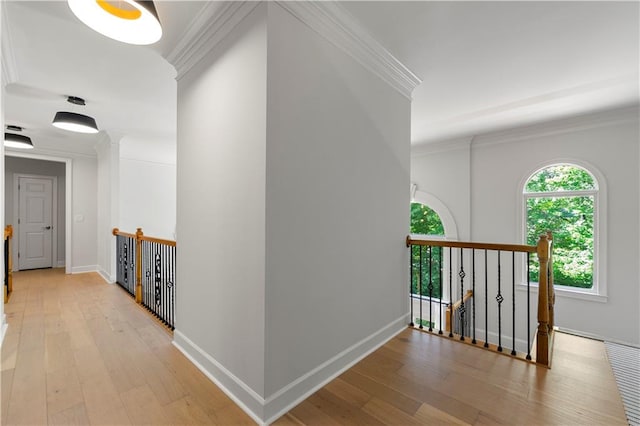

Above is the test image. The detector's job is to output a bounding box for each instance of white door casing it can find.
[18,176,54,270]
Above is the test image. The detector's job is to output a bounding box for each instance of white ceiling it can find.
[3,1,639,156]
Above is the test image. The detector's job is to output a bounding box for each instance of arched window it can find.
[524,164,598,291]
[410,202,445,236]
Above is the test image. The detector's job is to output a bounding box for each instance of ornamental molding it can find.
[1,2,19,86]
[166,1,422,99]
[274,1,421,99]
[166,1,261,81]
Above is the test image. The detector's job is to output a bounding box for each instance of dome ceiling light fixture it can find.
[5,126,34,149]
[68,0,162,45]
[52,96,100,134]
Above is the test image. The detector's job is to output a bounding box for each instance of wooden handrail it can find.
[4,225,13,239]
[407,232,555,368]
[406,236,536,253]
[445,290,473,333]
[112,227,176,304]
[4,225,14,303]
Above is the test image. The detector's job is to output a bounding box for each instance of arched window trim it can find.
[410,189,459,305]
[517,159,608,303]
[411,189,458,241]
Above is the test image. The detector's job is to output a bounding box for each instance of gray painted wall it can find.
[4,156,66,266]
[411,107,640,346]
[174,3,412,422]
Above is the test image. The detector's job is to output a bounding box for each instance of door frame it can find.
[6,152,72,274]
[14,173,58,271]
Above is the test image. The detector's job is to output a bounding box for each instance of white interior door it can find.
[18,177,53,270]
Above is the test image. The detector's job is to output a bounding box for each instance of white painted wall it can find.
[263,4,410,419]
[411,139,471,241]
[174,3,413,422]
[1,3,6,343]
[174,3,267,418]
[119,135,176,240]
[4,156,66,267]
[71,156,98,273]
[96,138,119,281]
[411,107,640,346]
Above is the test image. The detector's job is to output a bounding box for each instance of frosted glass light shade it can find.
[68,0,162,45]
[4,133,34,149]
[53,112,100,134]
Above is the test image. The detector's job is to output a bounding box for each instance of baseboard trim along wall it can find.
[70,265,98,274]
[97,268,115,284]
[172,331,266,425]
[263,314,408,424]
[173,314,409,424]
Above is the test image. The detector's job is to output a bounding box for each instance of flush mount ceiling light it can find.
[4,126,34,149]
[52,96,100,134]
[68,0,162,45]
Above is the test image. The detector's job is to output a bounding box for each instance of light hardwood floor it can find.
[2,269,629,425]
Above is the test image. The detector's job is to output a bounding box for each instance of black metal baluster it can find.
[428,246,433,332]
[526,252,532,360]
[496,250,503,352]
[419,246,423,329]
[512,251,517,356]
[173,245,176,328]
[438,247,443,335]
[484,249,489,348]
[449,247,453,338]
[409,245,414,327]
[164,244,168,324]
[459,248,465,341]
[472,249,476,344]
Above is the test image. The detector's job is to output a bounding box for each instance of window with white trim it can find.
[524,164,598,291]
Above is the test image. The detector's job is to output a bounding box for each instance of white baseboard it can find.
[557,327,640,348]
[0,314,8,347]
[71,265,98,274]
[56,260,65,268]
[173,314,408,424]
[97,268,115,284]
[172,331,266,425]
[263,314,408,424]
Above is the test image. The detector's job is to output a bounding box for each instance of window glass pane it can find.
[411,245,442,299]
[527,195,594,288]
[525,165,596,192]
[410,202,445,235]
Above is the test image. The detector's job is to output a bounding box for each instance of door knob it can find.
[45,226,52,230]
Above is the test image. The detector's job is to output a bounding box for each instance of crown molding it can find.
[275,1,421,100]
[166,1,422,99]
[1,2,19,86]
[166,1,261,81]
[472,104,640,148]
[411,136,473,157]
[5,146,97,160]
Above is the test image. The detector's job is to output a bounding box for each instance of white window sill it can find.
[516,283,608,303]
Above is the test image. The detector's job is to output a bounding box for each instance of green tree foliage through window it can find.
[411,203,445,235]
[410,203,445,298]
[525,165,596,289]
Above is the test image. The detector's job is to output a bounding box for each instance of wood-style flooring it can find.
[1,269,629,425]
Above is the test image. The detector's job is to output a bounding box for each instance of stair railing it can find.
[4,225,13,303]
[407,232,554,367]
[113,228,176,330]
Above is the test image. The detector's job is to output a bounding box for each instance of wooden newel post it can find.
[546,231,555,330]
[135,228,143,304]
[536,233,550,367]
[4,225,14,303]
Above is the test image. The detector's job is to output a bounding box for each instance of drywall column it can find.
[172,2,418,422]
[96,135,119,281]
[263,4,413,420]
[174,4,268,421]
